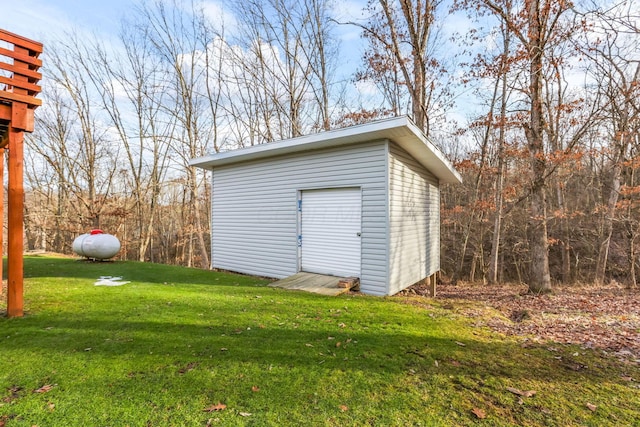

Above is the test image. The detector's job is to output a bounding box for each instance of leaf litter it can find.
[203,402,226,412]
[472,407,487,419]
[2,386,23,403]
[506,386,537,398]
[402,281,640,361]
[33,384,55,394]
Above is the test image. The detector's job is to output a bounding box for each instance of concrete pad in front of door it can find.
[269,272,350,296]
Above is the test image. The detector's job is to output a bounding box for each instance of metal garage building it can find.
[190,116,462,296]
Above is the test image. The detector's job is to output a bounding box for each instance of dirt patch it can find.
[400,281,640,362]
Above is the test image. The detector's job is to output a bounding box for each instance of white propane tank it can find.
[72,230,121,260]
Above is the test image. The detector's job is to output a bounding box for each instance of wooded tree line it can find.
[19,0,639,290]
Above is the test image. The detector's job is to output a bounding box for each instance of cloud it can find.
[201,0,238,33]
[354,79,379,96]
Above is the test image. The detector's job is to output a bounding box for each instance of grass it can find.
[0,255,638,426]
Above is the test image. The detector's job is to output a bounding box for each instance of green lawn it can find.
[0,256,638,426]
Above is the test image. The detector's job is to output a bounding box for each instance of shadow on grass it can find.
[12,256,269,288]
[1,258,638,427]
[0,306,617,389]
[1,256,630,390]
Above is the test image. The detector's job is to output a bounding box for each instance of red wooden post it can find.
[7,127,24,317]
[7,43,28,318]
[0,29,42,317]
[0,148,4,296]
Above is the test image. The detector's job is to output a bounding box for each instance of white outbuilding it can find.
[190,116,462,296]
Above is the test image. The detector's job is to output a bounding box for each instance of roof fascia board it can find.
[190,116,462,184]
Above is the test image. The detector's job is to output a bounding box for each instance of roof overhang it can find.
[190,116,462,184]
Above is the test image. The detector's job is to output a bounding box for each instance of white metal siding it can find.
[301,188,362,277]
[388,142,440,294]
[211,141,389,295]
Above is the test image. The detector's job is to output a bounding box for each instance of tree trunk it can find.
[525,0,551,293]
[556,183,571,282]
[488,154,505,284]
[488,23,510,284]
[527,182,552,293]
[629,234,637,288]
[189,167,210,269]
[595,153,623,285]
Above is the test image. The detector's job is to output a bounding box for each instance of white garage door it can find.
[300,188,361,277]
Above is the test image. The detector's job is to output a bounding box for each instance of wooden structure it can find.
[269,272,356,296]
[0,29,43,317]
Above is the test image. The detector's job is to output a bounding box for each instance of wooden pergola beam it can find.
[0,90,42,108]
[0,29,43,318]
[0,29,43,54]
[0,46,43,68]
[0,76,42,95]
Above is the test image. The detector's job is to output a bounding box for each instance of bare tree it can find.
[135,0,212,268]
[231,0,333,140]
[80,25,174,262]
[34,38,118,231]
[484,19,514,285]
[355,0,450,135]
[458,0,583,292]
[300,0,342,131]
[579,3,640,285]
[25,87,75,252]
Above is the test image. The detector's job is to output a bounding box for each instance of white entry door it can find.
[300,188,362,277]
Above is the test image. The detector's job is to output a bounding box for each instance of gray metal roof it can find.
[190,116,462,184]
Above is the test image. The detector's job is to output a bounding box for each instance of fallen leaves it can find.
[33,384,55,394]
[203,402,227,412]
[178,362,199,374]
[339,404,349,412]
[471,407,487,419]
[586,402,597,412]
[423,282,640,361]
[506,386,537,398]
[563,361,588,371]
[251,385,260,392]
[3,386,22,403]
[202,401,258,418]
